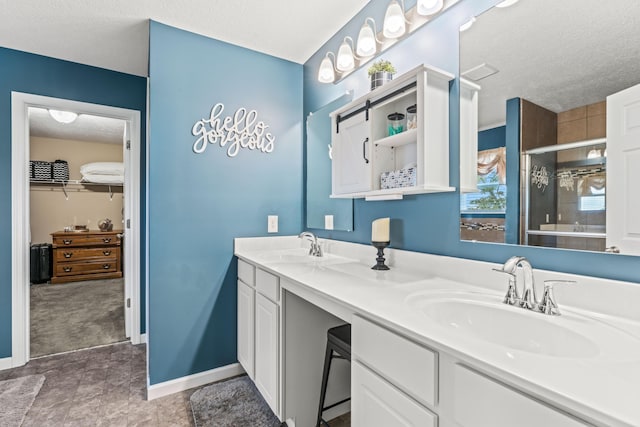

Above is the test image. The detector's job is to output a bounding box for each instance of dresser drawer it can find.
[55,260,118,276]
[55,247,117,262]
[53,233,121,247]
[353,315,437,408]
[256,268,279,302]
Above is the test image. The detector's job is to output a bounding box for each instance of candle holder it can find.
[371,241,390,270]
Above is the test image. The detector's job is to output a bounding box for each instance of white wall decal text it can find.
[192,103,275,157]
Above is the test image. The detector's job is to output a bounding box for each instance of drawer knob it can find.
[103,264,111,269]
[103,238,112,243]
[63,252,73,258]
[103,250,111,256]
[63,266,72,272]
[63,239,72,245]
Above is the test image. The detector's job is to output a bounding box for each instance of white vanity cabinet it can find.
[352,315,438,427]
[236,259,281,418]
[353,315,592,427]
[330,64,455,200]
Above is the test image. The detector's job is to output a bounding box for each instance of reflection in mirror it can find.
[306,92,354,231]
[459,0,640,254]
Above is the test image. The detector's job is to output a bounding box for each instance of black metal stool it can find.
[316,324,351,427]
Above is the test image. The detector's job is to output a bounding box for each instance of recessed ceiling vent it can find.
[462,63,499,81]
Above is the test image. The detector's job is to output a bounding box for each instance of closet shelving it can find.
[29,179,123,199]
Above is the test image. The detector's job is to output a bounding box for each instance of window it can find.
[460,147,507,214]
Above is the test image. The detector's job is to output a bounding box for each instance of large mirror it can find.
[306,93,354,231]
[459,0,640,254]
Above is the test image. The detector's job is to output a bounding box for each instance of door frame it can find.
[11,92,142,367]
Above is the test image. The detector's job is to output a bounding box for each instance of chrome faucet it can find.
[494,256,537,308]
[493,256,574,315]
[298,231,323,257]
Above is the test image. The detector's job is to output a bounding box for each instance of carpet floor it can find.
[0,374,45,427]
[30,278,126,358]
[190,376,281,427]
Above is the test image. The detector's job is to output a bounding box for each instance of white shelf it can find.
[30,179,123,187]
[331,184,456,200]
[374,128,418,148]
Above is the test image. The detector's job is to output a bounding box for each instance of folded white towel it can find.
[80,162,124,176]
[81,174,124,184]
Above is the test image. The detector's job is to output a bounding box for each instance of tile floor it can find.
[0,341,351,427]
[0,342,194,426]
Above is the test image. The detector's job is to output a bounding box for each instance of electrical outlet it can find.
[325,215,334,230]
[268,215,278,233]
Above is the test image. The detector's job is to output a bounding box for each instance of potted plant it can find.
[368,59,396,91]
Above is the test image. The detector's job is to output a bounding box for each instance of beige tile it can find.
[587,101,606,117]
[587,114,606,139]
[558,119,587,144]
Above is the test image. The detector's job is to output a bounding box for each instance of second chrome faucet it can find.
[298,231,323,257]
[494,256,574,316]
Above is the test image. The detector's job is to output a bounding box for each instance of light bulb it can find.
[49,109,78,124]
[336,39,355,72]
[459,17,476,32]
[318,55,335,83]
[496,0,519,7]
[357,22,377,57]
[417,0,444,16]
[383,1,406,39]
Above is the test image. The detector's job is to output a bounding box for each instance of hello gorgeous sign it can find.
[192,103,275,157]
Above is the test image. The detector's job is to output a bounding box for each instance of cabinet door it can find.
[352,361,437,427]
[255,293,279,416]
[237,280,255,379]
[332,113,371,194]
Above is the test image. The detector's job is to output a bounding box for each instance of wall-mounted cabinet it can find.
[459,78,481,194]
[330,65,455,201]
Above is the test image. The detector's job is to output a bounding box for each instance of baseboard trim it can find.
[0,357,13,371]
[139,333,147,344]
[147,362,245,401]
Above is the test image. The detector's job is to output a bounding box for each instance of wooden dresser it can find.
[51,230,123,284]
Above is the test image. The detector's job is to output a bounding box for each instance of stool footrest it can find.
[322,396,351,412]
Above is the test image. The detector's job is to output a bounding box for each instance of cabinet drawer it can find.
[452,364,589,427]
[353,316,437,408]
[238,259,255,286]
[256,268,279,302]
[55,260,118,276]
[352,361,437,427]
[55,247,116,261]
[53,233,120,247]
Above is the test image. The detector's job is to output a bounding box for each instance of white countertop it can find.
[235,236,640,427]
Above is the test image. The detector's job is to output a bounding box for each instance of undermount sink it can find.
[406,291,640,360]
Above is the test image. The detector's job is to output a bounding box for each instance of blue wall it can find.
[148,21,303,384]
[479,126,505,151]
[302,0,639,283]
[0,47,147,359]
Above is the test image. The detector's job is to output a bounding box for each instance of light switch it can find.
[268,215,278,233]
[325,215,334,230]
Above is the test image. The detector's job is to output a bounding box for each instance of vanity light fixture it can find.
[48,109,78,124]
[495,0,519,7]
[459,16,476,32]
[417,0,444,16]
[318,52,337,83]
[383,0,408,39]
[356,18,382,57]
[317,0,457,84]
[336,37,357,72]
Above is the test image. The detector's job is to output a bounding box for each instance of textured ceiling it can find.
[29,108,125,144]
[0,0,370,77]
[461,0,640,129]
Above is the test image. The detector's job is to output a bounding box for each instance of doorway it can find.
[11,92,141,366]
